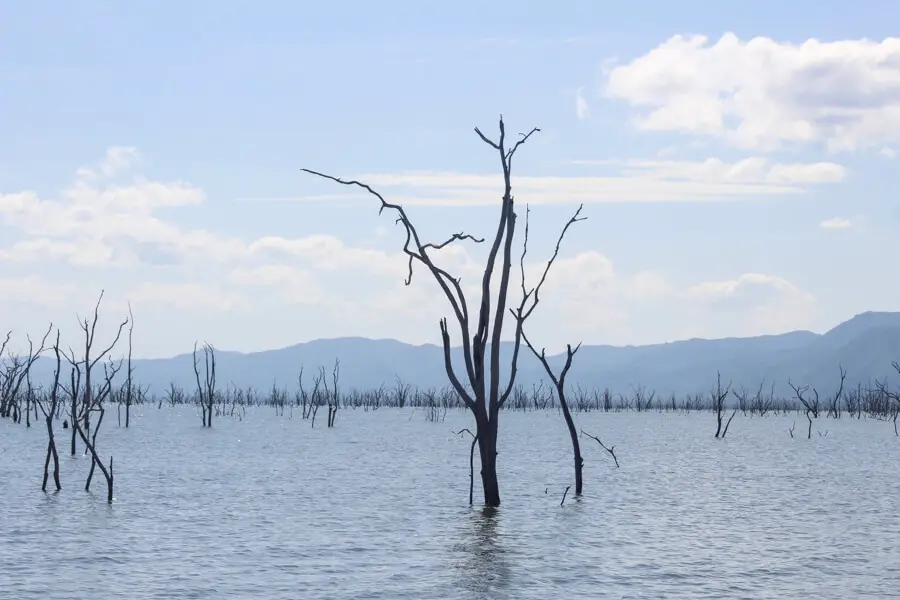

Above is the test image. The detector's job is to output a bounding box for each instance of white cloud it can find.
[687,273,809,306]
[0,237,122,267]
[227,265,326,305]
[246,235,405,277]
[0,149,211,269]
[579,157,848,184]
[308,160,843,206]
[129,282,252,314]
[605,33,900,151]
[0,148,823,356]
[0,276,80,309]
[820,217,854,229]
[682,273,817,337]
[575,88,590,120]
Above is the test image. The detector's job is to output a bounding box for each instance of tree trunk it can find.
[75,420,114,503]
[559,400,583,495]
[70,394,77,456]
[476,418,501,506]
[42,416,61,491]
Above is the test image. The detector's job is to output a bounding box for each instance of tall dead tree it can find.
[37,330,63,492]
[712,372,735,438]
[327,358,340,428]
[824,365,847,419]
[80,357,121,496]
[192,342,216,427]
[303,116,581,506]
[525,339,584,494]
[514,205,586,494]
[875,361,900,435]
[67,291,128,456]
[64,292,128,502]
[123,302,135,428]
[789,380,820,439]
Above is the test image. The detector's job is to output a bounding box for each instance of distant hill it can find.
[22,312,900,399]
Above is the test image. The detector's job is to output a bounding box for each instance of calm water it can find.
[1,407,899,599]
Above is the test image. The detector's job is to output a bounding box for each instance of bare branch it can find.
[582,430,620,468]
[473,116,503,150]
[500,203,586,406]
[0,331,11,359]
[421,232,484,252]
[301,168,478,389]
[506,127,541,161]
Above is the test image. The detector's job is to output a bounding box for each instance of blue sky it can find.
[1,0,899,357]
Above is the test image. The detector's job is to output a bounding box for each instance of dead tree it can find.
[304,116,581,506]
[123,302,135,428]
[874,361,900,435]
[63,293,127,503]
[0,331,15,419]
[309,367,325,428]
[733,385,749,416]
[826,365,847,419]
[789,380,820,439]
[393,376,411,409]
[297,367,311,419]
[81,357,121,495]
[67,291,128,456]
[454,428,478,505]
[749,381,774,417]
[37,330,63,492]
[524,338,584,495]
[192,342,216,427]
[327,359,340,428]
[0,326,51,422]
[512,204,587,495]
[712,371,735,438]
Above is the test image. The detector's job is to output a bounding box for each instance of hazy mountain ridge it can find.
[19,312,900,398]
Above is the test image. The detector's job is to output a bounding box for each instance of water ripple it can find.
[1,408,899,599]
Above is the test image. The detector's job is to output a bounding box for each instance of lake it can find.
[1,407,899,599]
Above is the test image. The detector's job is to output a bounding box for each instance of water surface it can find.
[1,408,898,599]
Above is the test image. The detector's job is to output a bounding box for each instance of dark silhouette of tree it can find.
[193,342,216,427]
[303,116,580,506]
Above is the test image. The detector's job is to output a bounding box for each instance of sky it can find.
[1,0,899,358]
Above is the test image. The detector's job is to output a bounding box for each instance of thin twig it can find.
[581,430,620,468]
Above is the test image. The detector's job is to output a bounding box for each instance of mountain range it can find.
[19,311,900,399]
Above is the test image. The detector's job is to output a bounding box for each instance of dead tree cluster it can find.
[293,360,342,427]
[0,292,137,502]
[4,116,900,512]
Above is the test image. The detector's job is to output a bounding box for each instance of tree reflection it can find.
[451,507,514,599]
